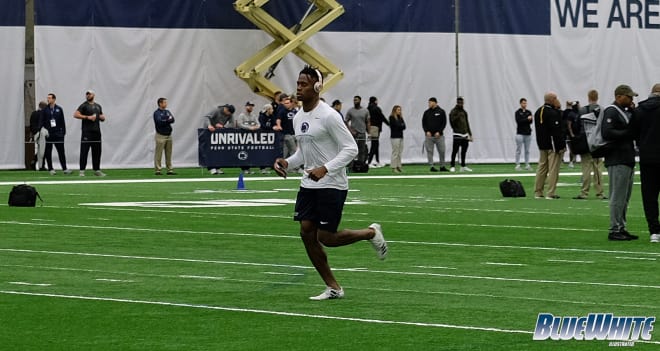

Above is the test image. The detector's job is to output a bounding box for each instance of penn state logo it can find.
[301,122,310,133]
[237,151,248,160]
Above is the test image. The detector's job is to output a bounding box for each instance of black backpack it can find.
[499,179,526,197]
[8,184,42,207]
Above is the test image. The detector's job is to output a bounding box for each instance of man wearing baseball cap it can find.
[602,84,638,241]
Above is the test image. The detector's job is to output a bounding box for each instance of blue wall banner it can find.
[198,129,283,168]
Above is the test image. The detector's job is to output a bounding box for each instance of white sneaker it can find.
[369,223,388,260]
[449,167,456,172]
[210,168,218,175]
[515,165,521,171]
[651,234,660,243]
[94,170,106,177]
[79,171,85,177]
[49,170,56,175]
[309,286,344,300]
[260,169,271,174]
[63,169,72,175]
[568,162,574,168]
[525,164,532,171]
[460,166,473,172]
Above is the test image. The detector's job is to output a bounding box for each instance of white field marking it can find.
[0,171,596,188]
[79,199,366,208]
[193,189,277,194]
[547,259,594,264]
[3,220,660,259]
[615,257,657,261]
[334,267,368,272]
[414,266,457,270]
[0,290,532,335]
[366,268,660,289]
[8,282,52,287]
[4,264,659,309]
[178,275,224,280]
[0,220,299,239]
[3,249,660,290]
[95,278,134,283]
[483,262,526,267]
[389,239,660,258]
[263,272,304,276]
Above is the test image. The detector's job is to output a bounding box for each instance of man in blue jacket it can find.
[41,93,70,175]
[153,97,175,175]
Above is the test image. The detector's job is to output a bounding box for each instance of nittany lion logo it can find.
[301,122,310,133]
[237,151,248,160]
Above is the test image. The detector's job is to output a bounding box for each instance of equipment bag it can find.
[583,104,628,158]
[350,160,369,173]
[499,179,526,197]
[8,184,42,207]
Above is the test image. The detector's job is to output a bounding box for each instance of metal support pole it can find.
[455,0,460,98]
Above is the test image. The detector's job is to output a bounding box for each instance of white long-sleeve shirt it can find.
[286,101,358,190]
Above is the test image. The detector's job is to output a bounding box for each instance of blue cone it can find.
[236,172,246,190]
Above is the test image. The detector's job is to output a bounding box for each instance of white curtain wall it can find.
[0,13,25,169]
[32,1,660,169]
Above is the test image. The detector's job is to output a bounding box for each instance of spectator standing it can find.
[389,105,406,173]
[41,93,70,175]
[573,90,605,200]
[367,96,389,168]
[73,90,106,177]
[30,101,47,170]
[602,85,639,241]
[533,92,565,199]
[204,103,235,175]
[631,83,660,243]
[514,98,533,170]
[422,97,449,172]
[449,97,473,172]
[345,95,370,164]
[153,97,175,175]
[563,100,580,168]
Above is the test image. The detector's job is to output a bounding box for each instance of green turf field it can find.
[1,164,658,350]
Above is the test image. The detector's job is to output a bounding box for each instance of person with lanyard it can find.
[41,93,70,175]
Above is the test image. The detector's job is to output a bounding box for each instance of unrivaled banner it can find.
[198,129,283,168]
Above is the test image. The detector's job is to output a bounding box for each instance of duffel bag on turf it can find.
[8,184,43,207]
[499,179,526,198]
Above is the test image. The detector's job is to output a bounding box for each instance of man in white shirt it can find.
[274,66,387,300]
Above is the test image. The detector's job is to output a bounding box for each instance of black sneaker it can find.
[608,232,633,241]
[622,230,639,240]
[439,167,450,172]
[430,167,439,172]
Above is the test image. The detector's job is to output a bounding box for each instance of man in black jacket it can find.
[602,85,638,241]
[631,83,660,243]
[367,96,389,168]
[422,97,449,172]
[533,92,565,199]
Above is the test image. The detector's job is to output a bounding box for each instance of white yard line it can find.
[2,248,659,290]
[8,282,52,287]
[0,290,532,335]
[3,263,658,309]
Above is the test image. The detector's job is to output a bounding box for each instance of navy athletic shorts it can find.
[293,187,348,233]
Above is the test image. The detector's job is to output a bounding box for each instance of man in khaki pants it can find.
[534,92,565,199]
[153,97,175,175]
[574,90,606,200]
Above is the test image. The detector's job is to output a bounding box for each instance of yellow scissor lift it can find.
[233,0,345,98]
